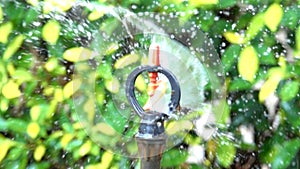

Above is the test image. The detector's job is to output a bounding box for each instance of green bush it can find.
[0,0,299,168]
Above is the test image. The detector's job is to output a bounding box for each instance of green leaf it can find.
[0,7,3,22]
[216,136,236,168]
[161,149,188,167]
[281,101,300,128]
[222,44,241,72]
[27,162,51,169]
[238,46,259,82]
[0,22,13,44]
[272,139,300,169]
[280,6,299,30]
[245,13,265,41]
[42,20,61,45]
[279,81,299,101]
[12,69,33,83]
[98,63,112,79]
[103,101,128,133]
[296,26,300,51]
[217,0,236,8]
[236,13,253,29]
[254,45,277,65]
[7,119,28,134]
[3,34,25,61]
[6,146,24,161]
[229,78,252,92]
[264,3,283,32]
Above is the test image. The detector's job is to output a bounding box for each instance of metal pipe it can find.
[136,136,165,169]
[136,112,166,169]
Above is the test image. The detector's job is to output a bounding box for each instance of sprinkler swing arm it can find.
[126,65,181,169]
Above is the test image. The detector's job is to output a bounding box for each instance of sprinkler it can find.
[126,65,181,169]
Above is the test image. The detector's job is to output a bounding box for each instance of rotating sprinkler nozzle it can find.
[126,65,181,169]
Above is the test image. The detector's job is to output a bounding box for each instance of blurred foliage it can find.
[0,0,300,169]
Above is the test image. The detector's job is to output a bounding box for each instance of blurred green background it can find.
[0,0,300,168]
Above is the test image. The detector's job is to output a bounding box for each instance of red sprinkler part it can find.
[147,45,160,97]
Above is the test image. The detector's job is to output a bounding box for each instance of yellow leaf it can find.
[79,140,92,157]
[278,56,286,69]
[84,98,95,122]
[63,47,93,62]
[0,98,9,112]
[7,62,15,76]
[42,20,61,45]
[30,105,41,121]
[0,60,8,87]
[34,144,46,161]
[114,54,139,69]
[27,122,40,139]
[259,67,284,102]
[54,88,64,102]
[3,34,25,61]
[45,57,58,72]
[223,32,245,44]
[105,43,119,55]
[88,10,105,21]
[43,86,54,96]
[60,133,74,148]
[238,46,259,82]
[267,67,285,79]
[0,22,13,44]
[264,3,283,32]
[0,139,15,163]
[259,75,281,102]
[26,0,39,6]
[96,88,105,105]
[43,0,75,13]
[73,122,83,130]
[94,123,116,136]
[189,0,218,6]
[135,75,147,92]
[86,164,101,169]
[53,0,76,11]
[104,77,120,93]
[166,120,193,135]
[47,100,57,118]
[2,80,21,99]
[63,79,81,99]
[100,152,114,169]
